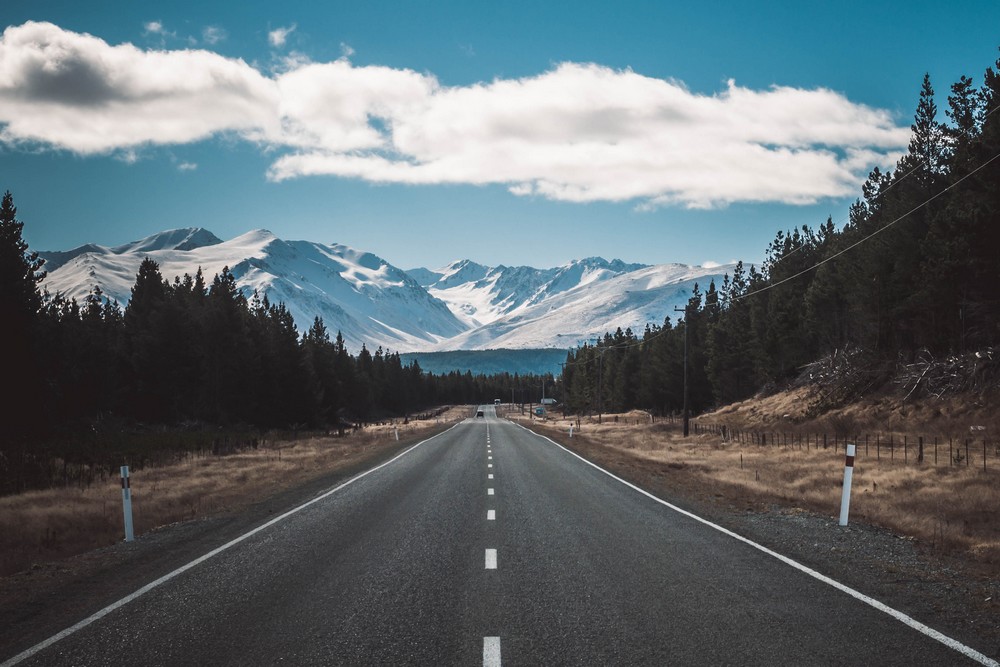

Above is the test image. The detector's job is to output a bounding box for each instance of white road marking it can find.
[488,463,493,468]
[512,422,1000,667]
[488,455,492,460]
[488,488,495,495]
[483,636,501,666]
[485,549,498,569]
[0,424,464,667]
[488,474,494,479]
[488,510,496,521]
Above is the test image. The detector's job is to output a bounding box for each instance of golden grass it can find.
[0,408,468,577]
[530,411,1000,568]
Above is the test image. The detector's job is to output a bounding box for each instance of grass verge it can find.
[0,408,468,578]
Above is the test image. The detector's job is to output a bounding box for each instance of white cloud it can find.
[144,21,165,35]
[268,24,296,48]
[268,63,909,208]
[202,26,226,45]
[177,161,197,171]
[339,42,355,58]
[0,22,911,209]
[0,22,279,153]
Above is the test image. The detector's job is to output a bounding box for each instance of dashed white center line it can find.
[488,473,493,479]
[488,455,492,460]
[488,463,492,468]
[487,488,495,495]
[483,636,501,666]
[487,509,495,521]
[485,549,497,569]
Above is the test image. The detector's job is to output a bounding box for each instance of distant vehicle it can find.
[476,410,485,418]
[494,399,501,405]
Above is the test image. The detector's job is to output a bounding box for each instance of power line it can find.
[562,144,1000,370]
[765,99,1000,272]
[563,100,1000,370]
[733,147,1000,302]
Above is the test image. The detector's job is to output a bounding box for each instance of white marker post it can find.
[569,424,574,438]
[120,465,135,542]
[839,444,856,527]
[394,427,399,441]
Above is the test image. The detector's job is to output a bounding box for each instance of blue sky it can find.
[1,1,999,270]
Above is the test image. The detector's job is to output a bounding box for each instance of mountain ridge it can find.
[40,228,737,357]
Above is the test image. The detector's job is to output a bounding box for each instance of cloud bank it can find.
[0,21,910,208]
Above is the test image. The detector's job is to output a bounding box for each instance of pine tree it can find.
[1,191,49,436]
[0,191,45,320]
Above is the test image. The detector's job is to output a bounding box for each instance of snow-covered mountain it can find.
[41,227,736,354]
[407,259,734,350]
[40,228,466,352]
[408,257,650,328]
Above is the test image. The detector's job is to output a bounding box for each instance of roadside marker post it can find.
[569,424,574,438]
[120,466,135,542]
[839,444,855,527]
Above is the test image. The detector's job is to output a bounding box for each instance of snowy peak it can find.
[411,255,653,329]
[40,228,223,273]
[111,227,223,254]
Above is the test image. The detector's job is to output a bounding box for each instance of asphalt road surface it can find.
[3,406,995,666]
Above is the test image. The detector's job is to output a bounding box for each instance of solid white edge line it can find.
[485,548,498,569]
[483,636,501,666]
[0,422,465,667]
[510,421,999,667]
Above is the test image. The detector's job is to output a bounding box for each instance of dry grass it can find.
[530,407,1000,569]
[0,408,468,577]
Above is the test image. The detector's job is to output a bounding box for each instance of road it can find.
[2,406,995,666]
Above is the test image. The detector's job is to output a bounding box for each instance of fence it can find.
[692,422,997,471]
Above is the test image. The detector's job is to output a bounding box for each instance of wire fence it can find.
[693,422,997,471]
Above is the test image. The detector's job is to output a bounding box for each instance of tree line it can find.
[562,52,1000,417]
[1,198,545,450]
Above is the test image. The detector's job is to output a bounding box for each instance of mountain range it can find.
[39,228,736,359]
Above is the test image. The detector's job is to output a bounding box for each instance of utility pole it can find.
[674,305,690,437]
[597,347,604,425]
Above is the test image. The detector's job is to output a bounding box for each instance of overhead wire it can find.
[561,95,1000,370]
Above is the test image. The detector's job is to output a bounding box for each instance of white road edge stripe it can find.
[483,636,501,666]
[0,423,464,667]
[485,549,498,569]
[512,421,999,667]
[488,510,496,521]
